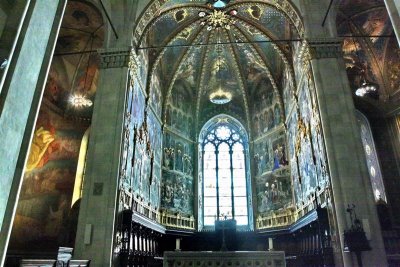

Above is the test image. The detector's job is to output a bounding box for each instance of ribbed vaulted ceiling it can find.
[137,0,300,136]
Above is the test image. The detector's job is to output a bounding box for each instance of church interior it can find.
[1,0,400,266]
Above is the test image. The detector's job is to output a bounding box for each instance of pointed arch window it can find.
[200,116,252,228]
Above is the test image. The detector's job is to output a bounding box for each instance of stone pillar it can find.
[73,47,133,266]
[385,0,400,45]
[306,38,387,266]
[0,0,66,265]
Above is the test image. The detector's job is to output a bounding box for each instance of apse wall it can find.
[255,44,331,230]
[288,43,330,209]
[118,73,162,217]
[251,77,292,216]
[161,82,195,217]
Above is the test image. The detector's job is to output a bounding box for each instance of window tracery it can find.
[201,119,250,227]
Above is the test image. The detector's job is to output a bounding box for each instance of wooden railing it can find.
[129,187,329,231]
[131,194,160,222]
[128,192,195,230]
[160,210,195,230]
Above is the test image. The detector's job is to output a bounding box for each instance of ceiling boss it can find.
[200,0,238,31]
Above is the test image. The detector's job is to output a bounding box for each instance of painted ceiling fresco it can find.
[337,0,400,115]
[45,0,104,119]
[8,0,104,253]
[139,0,299,136]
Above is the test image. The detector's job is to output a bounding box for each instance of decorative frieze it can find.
[306,38,343,60]
[164,251,286,267]
[98,47,132,69]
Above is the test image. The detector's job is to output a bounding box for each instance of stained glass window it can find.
[201,122,249,226]
[356,111,386,202]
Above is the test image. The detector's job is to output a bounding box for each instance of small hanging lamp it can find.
[209,32,232,105]
[349,28,379,99]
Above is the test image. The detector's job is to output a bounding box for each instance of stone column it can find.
[73,47,133,266]
[385,0,400,45]
[0,0,66,265]
[306,38,387,266]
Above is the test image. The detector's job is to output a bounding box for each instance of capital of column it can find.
[305,38,343,60]
[98,46,132,69]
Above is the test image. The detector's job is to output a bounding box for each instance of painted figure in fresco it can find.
[270,183,278,203]
[188,118,193,136]
[173,175,184,209]
[261,94,268,111]
[273,143,288,170]
[267,110,274,130]
[176,144,183,172]
[254,154,261,177]
[266,90,274,106]
[26,127,56,172]
[44,68,62,104]
[166,106,172,125]
[263,141,270,171]
[260,190,269,212]
[263,111,269,133]
[254,116,260,137]
[274,104,281,126]
[261,177,290,213]
[184,155,193,175]
[172,109,177,129]
[164,147,174,169]
[162,175,174,207]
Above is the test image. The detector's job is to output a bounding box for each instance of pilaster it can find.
[73,47,136,267]
[385,0,400,45]
[306,38,387,266]
[0,1,66,265]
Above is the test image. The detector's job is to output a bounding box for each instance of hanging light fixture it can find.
[68,35,95,109]
[209,87,232,104]
[349,28,379,99]
[355,72,379,98]
[209,32,232,105]
[69,93,93,108]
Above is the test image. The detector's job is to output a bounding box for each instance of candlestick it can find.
[175,238,181,251]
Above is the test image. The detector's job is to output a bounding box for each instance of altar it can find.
[163,251,286,267]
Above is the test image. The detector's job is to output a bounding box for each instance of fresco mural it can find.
[134,0,330,230]
[251,78,282,139]
[254,128,292,214]
[149,67,163,118]
[285,74,330,205]
[8,0,104,253]
[282,66,295,118]
[161,131,195,215]
[160,170,194,215]
[256,169,292,214]
[292,40,305,84]
[337,0,400,99]
[118,76,162,216]
[9,105,87,251]
[46,0,104,119]
[166,81,195,139]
